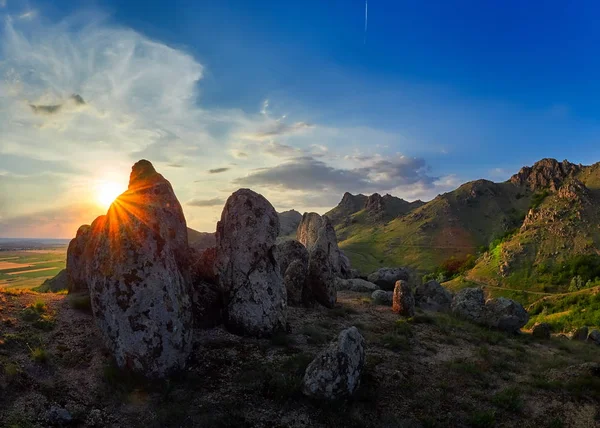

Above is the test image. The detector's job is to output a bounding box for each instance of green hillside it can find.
[334,180,532,274]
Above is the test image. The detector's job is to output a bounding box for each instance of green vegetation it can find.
[529,190,550,210]
[527,291,600,331]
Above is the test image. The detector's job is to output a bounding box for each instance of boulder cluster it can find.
[451,288,529,333]
[64,160,356,381]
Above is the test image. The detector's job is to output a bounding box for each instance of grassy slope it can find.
[338,180,532,274]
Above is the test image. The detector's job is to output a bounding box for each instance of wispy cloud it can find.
[208,167,230,174]
[187,197,225,207]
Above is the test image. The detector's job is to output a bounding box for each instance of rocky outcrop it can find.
[190,247,217,284]
[85,160,193,378]
[326,192,368,225]
[371,290,393,305]
[451,288,528,333]
[557,179,591,203]
[66,224,92,293]
[531,322,552,339]
[510,158,580,191]
[335,278,379,293]
[414,280,453,312]
[297,212,346,277]
[392,280,415,317]
[274,239,309,306]
[367,267,410,291]
[215,189,287,337]
[297,212,349,307]
[302,326,366,400]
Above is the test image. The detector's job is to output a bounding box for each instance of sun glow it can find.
[97,181,125,209]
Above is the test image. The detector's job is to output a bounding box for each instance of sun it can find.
[97,181,124,209]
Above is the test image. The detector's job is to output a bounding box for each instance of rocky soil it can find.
[1,289,599,428]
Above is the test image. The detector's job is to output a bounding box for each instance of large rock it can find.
[367,267,410,291]
[302,326,366,400]
[371,290,393,306]
[451,288,486,323]
[451,288,528,333]
[275,240,309,276]
[587,329,600,345]
[484,297,529,333]
[308,245,337,308]
[415,280,453,312]
[335,278,379,293]
[283,259,309,306]
[66,224,92,293]
[215,189,287,337]
[392,280,415,317]
[571,326,589,341]
[86,160,192,378]
[531,322,552,339]
[297,212,349,277]
[273,240,309,306]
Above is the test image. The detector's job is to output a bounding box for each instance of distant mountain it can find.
[466,159,600,292]
[187,228,215,252]
[278,209,302,238]
[330,158,600,285]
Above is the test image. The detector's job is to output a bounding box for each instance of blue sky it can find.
[1,0,600,237]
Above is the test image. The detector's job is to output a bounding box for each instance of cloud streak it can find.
[187,197,225,207]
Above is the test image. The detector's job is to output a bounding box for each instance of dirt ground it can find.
[1,290,599,428]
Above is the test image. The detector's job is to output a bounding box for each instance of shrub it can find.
[30,346,48,363]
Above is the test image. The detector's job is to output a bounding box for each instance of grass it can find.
[301,325,329,344]
[492,387,523,412]
[20,300,56,330]
[468,409,496,428]
[29,345,49,363]
[380,319,413,351]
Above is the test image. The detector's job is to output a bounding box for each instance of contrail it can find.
[364,0,368,45]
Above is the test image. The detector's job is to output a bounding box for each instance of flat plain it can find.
[0,248,67,291]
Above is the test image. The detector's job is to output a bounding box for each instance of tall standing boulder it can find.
[297,212,348,277]
[297,213,344,308]
[302,326,366,400]
[66,224,92,293]
[392,280,415,317]
[215,189,287,337]
[85,160,193,378]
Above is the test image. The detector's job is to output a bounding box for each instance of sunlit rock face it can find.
[215,189,287,337]
[85,160,192,378]
[66,224,92,293]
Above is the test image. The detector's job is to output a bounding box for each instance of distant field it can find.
[0,248,67,290]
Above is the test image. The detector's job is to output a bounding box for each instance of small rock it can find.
[371,290,393,306]
[47,405,72,424]
[367,267,410,291]
[302,326,366,400]
[587,329,600,345]
[335,278,379,293]
[414,280,453,312]
[392,280,415,317]
[531,322,552,339]
[570,326,589,341]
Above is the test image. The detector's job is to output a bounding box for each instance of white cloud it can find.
[0,10,459,237]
